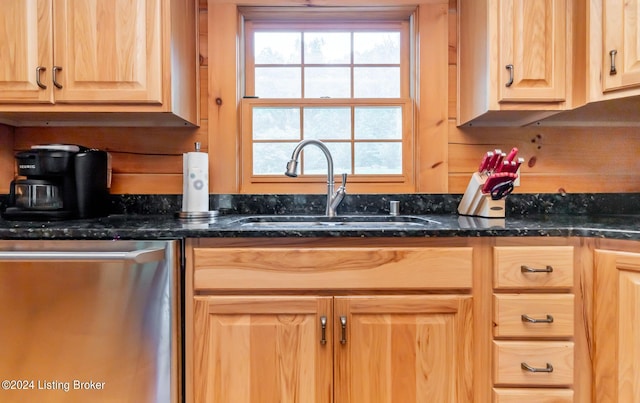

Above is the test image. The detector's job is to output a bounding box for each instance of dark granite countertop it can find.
[1,193,639,241]
[0,212,639,241]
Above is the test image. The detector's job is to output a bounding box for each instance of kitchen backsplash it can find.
[2,193,639,217]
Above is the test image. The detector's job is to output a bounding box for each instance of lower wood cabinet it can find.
[491,245,576,400]
[184,236,640,403]
[192,296,333,402]
[186,239,475,403]
[594,249,640,403]
[193,294,472,403]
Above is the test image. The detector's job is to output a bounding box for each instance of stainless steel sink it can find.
[229,215,441,228]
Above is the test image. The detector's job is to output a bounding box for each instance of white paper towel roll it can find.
[182,151,209,212]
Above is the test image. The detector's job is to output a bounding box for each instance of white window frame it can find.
[239,8,417,194]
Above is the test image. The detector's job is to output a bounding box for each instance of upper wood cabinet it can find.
[0,0,198,127]
[601,0,640,94]
[458,0,572,126]
[538,0,640,126]
[498,0,566,103]
[0,0,52,104]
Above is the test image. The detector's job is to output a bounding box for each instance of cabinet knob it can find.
[340,316,347,344]
[609,50,618,76]
[320,316,327,345]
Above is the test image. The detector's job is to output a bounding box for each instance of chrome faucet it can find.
[285,139,347,217]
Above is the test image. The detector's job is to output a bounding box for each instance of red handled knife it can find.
[478,151,494,174]
[505,147,519,163]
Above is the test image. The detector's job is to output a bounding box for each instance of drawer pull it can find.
[521,362,554,373]
[521,265,553,273]
[320,316,327,345]
[521,314,554,323]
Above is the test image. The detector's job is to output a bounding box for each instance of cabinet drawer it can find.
[493,294,574,338]
[193,247,472,291]
[493,388,573,402]
[493,341,574,387]
[494,246,573,289]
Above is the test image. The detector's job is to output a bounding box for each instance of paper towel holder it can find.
[175,141,218,220]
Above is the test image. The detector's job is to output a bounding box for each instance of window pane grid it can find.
[252,29,401,99]
[244,18,411,185]
[251,104,403,176]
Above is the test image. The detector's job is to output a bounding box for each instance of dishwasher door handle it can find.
[0,247,165,264]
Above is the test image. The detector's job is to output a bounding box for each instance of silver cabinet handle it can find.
[505,64,514,87]
[320,316,327,345]
[521,362,554,373]
[521,265,553,273]
[0,247,165,264]
[340,316,347,344]
[521,314,554,323]
[52,66,63,89]
[36,66,47,89]
[609,49,618,75]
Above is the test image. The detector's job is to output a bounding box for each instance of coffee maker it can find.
[2,144,111,220]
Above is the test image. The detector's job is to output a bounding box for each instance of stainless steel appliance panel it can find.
[0,240,180,403]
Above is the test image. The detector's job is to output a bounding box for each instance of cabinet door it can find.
[334,295,473,403]
[0,0,53,103]
[52,0,162,103]
[602,0,640,92]
[193,296,333,403]
[594,250,640,403]
[498,0,566,102]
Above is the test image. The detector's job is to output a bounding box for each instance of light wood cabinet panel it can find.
[334,295,473,403]
[52,0,162,103]
[594,249,640,403]
[458,0,571,126]
[492,387,573,402]
[193,247,473,291]
[493,246,573,289]
[0,0,53,104]
[493,340,574,387]
[498,0,566,102]
[493,294,574,338]
[602,0,640,93]
[192,295,333,403]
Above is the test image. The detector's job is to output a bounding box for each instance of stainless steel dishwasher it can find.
[0,240,181,403]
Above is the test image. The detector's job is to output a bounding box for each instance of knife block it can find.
[457,172,506,218]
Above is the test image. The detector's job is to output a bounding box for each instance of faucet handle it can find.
[341,173,348,186]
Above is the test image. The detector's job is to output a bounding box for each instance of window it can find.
[240,8,416,193]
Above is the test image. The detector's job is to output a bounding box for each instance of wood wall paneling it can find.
[416,3,450,193]
[0,125,15,194]
[1,0,640,195]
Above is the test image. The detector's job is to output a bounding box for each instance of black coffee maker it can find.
[2,144,111,220]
